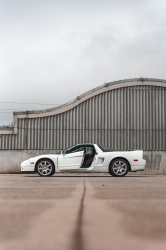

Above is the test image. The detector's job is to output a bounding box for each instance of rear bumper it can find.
[20,160,35,172]
[130,165,145,171]
[130,159,146,172]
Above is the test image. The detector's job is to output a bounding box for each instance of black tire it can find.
[109,158,129,177]
[36,159,55,177]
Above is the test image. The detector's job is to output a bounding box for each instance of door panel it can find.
[87,154,98,170]
[58,151,84,170]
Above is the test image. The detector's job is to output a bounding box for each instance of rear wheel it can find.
[109,158,129,177]
[36,159,55,177]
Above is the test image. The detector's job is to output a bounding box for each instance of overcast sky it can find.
[0,0,166,125]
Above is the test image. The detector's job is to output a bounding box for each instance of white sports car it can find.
[20,143,146,177]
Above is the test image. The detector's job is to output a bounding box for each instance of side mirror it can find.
[61,150,66,155]
[95,151,98,155]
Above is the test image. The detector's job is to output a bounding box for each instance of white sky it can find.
[0,0,166,125]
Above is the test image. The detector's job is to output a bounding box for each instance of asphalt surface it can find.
[0,173,166,250]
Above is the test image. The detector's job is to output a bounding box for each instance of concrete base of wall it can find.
[0,150,166,174]
[142,151,166,175]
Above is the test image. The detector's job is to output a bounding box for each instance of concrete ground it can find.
[0,173,166,250]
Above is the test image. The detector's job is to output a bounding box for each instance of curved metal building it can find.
[0,78,166,173]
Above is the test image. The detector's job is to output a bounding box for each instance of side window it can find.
[85,146,93,154]
[67,146,85,154]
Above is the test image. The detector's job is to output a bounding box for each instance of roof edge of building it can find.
[12,78,166,116]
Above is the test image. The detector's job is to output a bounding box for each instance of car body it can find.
[20,143,146,177]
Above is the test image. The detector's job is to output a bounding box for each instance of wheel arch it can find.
[109,157,131,172]
[35,158,56,173]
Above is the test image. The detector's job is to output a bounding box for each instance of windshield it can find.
[98,145,114,152]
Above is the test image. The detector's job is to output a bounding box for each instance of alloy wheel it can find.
[38,160,53,176]
[112,160,127,176]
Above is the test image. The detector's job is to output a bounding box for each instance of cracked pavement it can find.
[0,173,166,250]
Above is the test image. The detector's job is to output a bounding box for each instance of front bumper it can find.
[20,160,35,172]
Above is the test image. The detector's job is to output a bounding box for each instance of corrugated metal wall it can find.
[0,85,166,150]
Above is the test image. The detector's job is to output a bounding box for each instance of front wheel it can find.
[36,159,55,177]
[109,158,129,177]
